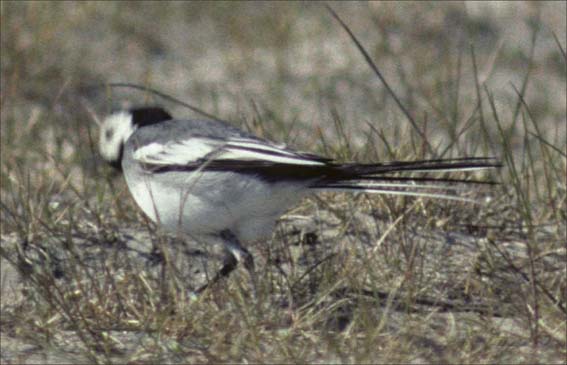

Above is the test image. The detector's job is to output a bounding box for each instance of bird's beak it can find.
[109,159,123,171]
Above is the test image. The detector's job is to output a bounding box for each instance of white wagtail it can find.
[98,106,499,292]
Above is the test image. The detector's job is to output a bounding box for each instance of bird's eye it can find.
[105,129,114,140]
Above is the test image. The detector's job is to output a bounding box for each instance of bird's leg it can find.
[220,230,257,297]
[195,230,257,296]
[195,250,238,294]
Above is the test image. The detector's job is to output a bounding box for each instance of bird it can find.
[98,105,500,293]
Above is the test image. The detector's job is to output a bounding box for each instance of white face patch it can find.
[99,111,136,163]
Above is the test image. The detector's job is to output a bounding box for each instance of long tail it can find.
[311,157,501,202]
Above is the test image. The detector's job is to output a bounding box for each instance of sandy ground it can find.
[1,2,565,363]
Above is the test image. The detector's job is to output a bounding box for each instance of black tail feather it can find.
[149,156,501,187]
[329,157,501,177]
[313,157,501,185]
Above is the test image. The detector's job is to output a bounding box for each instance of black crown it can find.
[130,106,172,127]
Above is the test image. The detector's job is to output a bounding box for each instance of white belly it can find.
[123,169,307,243]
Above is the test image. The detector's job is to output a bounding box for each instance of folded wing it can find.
[133,136,500,202]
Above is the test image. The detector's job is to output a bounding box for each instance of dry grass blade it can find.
[1,2,565,364]
[107,82,229,123]
[325,4,433,155]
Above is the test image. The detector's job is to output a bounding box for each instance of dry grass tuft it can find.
[1,2,565,364]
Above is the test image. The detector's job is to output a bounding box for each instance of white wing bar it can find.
[133,137,326,166]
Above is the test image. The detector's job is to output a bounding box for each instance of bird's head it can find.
[98,106,172,169]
